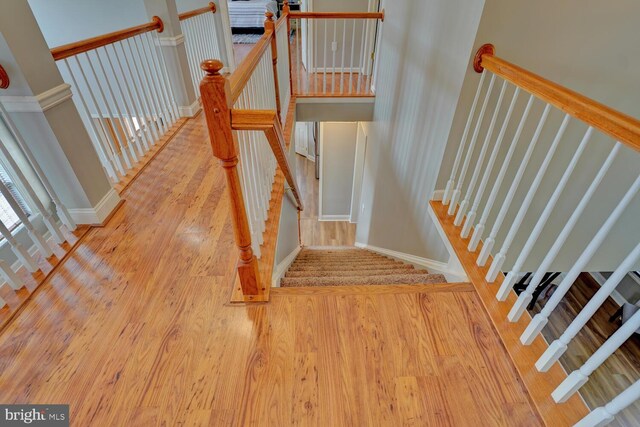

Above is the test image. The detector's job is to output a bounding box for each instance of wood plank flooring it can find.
[296,154,356,246]
[0,115,542,426]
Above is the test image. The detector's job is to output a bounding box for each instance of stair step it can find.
[295,253,389,261]
[290,257,396,265]
[281,273,447,287]
[288,261,410,271]
[285,268,425,278]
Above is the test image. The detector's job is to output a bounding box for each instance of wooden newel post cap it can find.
[0,64,9,89]
[209,2,217,13]
[265,11,275,21]
[152,16,165,33]
[201,59,224,76]
[473,43,495,73]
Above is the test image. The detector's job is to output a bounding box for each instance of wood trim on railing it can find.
[229,30,273,102]
[178,2,216,21]
[200,60,262,297]
[289,11,385,21]
[0,64,9,89]
[231,109,304,211]
[475,44,640,152]
[50,17,164,61]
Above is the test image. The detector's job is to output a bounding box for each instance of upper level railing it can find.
[435,44,640,427]
[0,65,76,309]
[51,17,179,184]
[287,7,384,97]
[200,10,302,301]
[178,2,222,96]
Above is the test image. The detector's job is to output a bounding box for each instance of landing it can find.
[0,115,539,425]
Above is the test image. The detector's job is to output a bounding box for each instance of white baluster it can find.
[296,18,302,94]
[462,87,520,238]
[331,20,337,93]
[486,112,569,282]
[349,19,356,95]
[448,73,496,215]
[455,79,507,228]
[537,242,640,372]
[323,20,328,94]
[574,380,640,427]
[477,103,550,267]
[0,258,23,290]
[340,19,346,94]
[521,173,640,344]
[0,295,5,308]
[147,32,179,121]
[133,36,169,133]
[0,101,76,231]
[511,143,621,322]
[0,220,38,273]
[552,306,640,403]
[497,127,592,301]
[468,94,534,251]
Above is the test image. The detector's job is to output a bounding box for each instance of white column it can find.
[477,103,550,267]
[574,380,640,427]
[485,112,568,282]
[143,0,200,117]
[536,242,640,372]
[448,74,496,215]
[509,142,621,322]
[552,308,640,403]
[520,173,640,345]
[496,126,591,301]
[443,71,487,205]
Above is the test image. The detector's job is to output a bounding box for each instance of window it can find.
[0,164,31,230]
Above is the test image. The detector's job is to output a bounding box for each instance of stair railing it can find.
[200,12,302,301]
[0,66,76,309]
[285,2,384,97]
[435,44,640,426]
[178,2,223,95]
[50,17,180,183]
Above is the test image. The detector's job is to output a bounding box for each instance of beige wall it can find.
[320,122,358,218]
[355,0,486,262]
[436,0,640,273]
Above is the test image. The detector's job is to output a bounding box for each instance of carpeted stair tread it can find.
[281,273,447,287]
[288,262,410,271]
[285,268,427,278]
[295,253,391,261]
[290,257,398,265]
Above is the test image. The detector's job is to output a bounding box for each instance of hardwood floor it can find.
[296,154,356,246]
[233,43,255,64]
[533,273,640,427]
[0,115,542,426]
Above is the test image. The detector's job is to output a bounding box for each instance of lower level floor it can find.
[0,114,541,425]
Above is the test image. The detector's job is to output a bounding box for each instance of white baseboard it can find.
[157,34,185,47]
[310,67,364,73]
[354,242,468,282]
[318,214,350,222]
[179,99,202,118]
[272,245,302,287]
[0,83,73,112]
[69,188,121,225]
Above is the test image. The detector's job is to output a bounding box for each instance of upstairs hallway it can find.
[0,113,542,426]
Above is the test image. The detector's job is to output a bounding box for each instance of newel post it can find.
[283,1,294,96]
[199,59,262,296]
[264,12,282,119]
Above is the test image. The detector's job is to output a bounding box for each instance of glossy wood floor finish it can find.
[533,273,640,427]
[296,155,356,246]
[0,115,542,426]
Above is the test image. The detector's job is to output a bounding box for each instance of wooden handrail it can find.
[178,2,216,21]
[229,30,273,102]
[289,11,385,21]
[475,44,640,152]
[0,64,9,89]
[231,109,304,211]
[51,17,164,61]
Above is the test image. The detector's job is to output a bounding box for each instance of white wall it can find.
[355,0,486,262]
[319,122,358,219]
[436,0,640,272]
[28,0,148,48]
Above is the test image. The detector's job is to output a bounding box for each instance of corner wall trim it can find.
[157,34,185,46]
[179,99,202,117]
[68,188,121,225]
[355,242,468,282]
[272,245,302,287]
[0,83,73,112]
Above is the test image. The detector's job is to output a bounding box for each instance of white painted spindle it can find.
[574,380,640,427]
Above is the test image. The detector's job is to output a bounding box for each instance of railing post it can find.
[199,59,262,296]
[264,12,282,120]
[283,1,294,96]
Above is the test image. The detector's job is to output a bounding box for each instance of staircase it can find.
[280,246,447,287]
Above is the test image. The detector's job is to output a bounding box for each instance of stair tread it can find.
[288,263,411,271]
[285,268,426,278]
[281,273,448,287]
